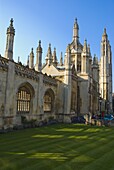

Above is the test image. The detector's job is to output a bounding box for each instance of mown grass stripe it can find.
[0,124,114,170]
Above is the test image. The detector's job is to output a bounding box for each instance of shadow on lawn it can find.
[2,150,93,170]
[0,124,114,170]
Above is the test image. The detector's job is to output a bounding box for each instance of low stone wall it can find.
[0,115,22,129]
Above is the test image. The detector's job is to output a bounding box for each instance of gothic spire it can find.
[52,48,57,66]
[45,43,52,65]
[73,18,79,43]
[37,40,42,53]
[102,28,108,41]
[103,28,107,35]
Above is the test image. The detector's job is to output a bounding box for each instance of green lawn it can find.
[0,124,114,170]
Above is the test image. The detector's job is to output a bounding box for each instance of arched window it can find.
[17,83,34,115]
[17,87,31,114]
[43,89,54,112]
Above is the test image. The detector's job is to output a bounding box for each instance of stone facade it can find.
[0,18,113,129]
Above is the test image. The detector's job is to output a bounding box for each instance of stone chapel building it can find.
[0,18,112,129]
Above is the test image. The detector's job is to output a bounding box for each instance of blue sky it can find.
[0,0,114,91]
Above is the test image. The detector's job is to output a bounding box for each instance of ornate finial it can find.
[60,52,63,66]
[83,39,88,53]
[75,18,77,23]
[47,43,52,56]
[31,48,34,55]
[93,54,98,65]
[85,39,87,43]
[10,18,13,26]
[102,27,107,40]
[53,48,56,57]
[104,28,106,34]
[84,39,87,46]
[39,40,41,46]
[74,18,79,30]
[53,47,57,64]
[48,44,51,53]
[37,40,42,53]
[88,44,91,56]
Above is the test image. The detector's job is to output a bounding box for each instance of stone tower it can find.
[5,18,15,60]
[99,28,112,111]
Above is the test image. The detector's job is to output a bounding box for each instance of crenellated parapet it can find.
[15,63,39,81]
[43,74,57,87]
[0,55,8,71]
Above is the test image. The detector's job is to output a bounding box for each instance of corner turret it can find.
[5,18,15,60]
[45,43,52,65]
[35,40,42,72]
[29,48,34,69]
[81,39,90,73]
[83,39,88,54]
[27,55,29,66]
[64,44,71,79]
[52,48,58,66]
